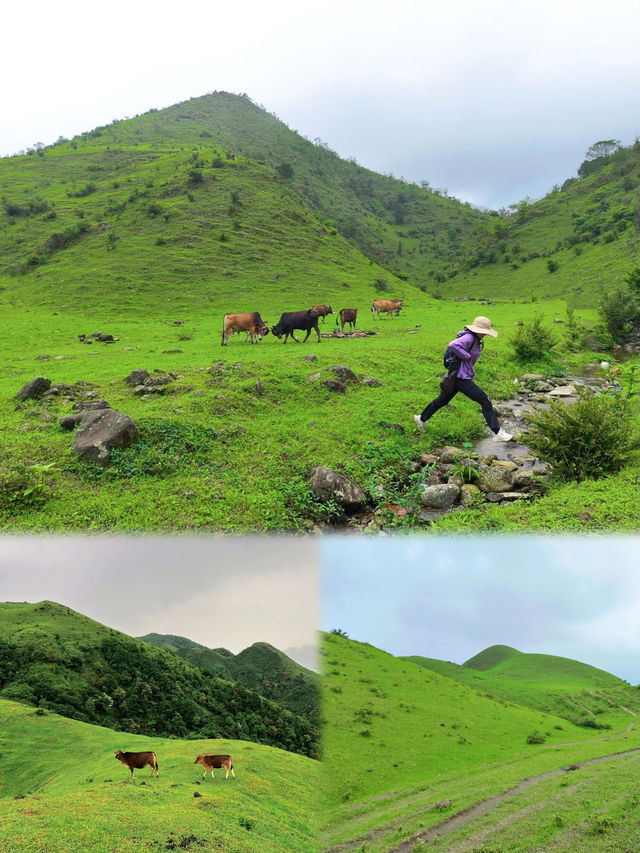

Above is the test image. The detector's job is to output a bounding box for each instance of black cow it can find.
[271,310,321,343]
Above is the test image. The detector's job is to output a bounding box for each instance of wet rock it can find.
[419,484,460,509]
[513,470,544,490]
[486,492,530,502]
[17,377,51,401]
[533,380,554,392]
[327,365,358,382]
[323,379,346,393]
[532,463,549,475]
[460,484,483,506]
[480,453,498,465]
[549,384,577,397]
[477,465,514,493]
[73,409,140,466]
[310,466,365,512]
[440,446,464,464]
[492,460,518,472]
[125,369,149,386]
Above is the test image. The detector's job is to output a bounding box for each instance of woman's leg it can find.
[456,378,500,433]
[419,385,458,422]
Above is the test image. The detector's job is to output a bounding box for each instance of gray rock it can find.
[361,377,384,387]
[533,380,554,392]
[477,465,514,493]
[144,375,172,387]
[60,414,86,431]
[419,484,460,508]
[307,372,322,382]
[73,400,110,411]
[73,409,140,466]
[460,483,483,506]
[17,377,51,401]
[310,466,364,512]
[323,379,346,393]
[327,365,358,382]
[486,492,530,502]
[125,369,149,386]
[255,380,264,394]
[440,446,464,464]
[492,460,518,472]
[520,373,544,382]
[548,385,577,397]
[301,355,318,362]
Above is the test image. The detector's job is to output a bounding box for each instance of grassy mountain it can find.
[0,698,318,853]
[1,92,637,534]
[139,634,320,722]
[322,633,638,852]
[406,644,637,729]
[0,601,318,758]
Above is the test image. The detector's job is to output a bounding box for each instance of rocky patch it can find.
[310,466,364,513]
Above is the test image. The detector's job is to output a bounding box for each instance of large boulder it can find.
[73,409,140,466]
[310,466,364,512]
[419,484,460,509]
[125,369,149,386]
[326,365,359,382]
[460,483,483,506]
[17,377,51,401]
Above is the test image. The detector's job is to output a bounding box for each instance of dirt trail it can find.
[388,749,639,853]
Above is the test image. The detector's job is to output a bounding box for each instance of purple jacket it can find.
[448,330,482,379]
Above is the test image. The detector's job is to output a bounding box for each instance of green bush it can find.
[598,266,640,341]
[510,316,557,360]
[526,390,637,482]
[0,461,57,514]
[526,730,545,744]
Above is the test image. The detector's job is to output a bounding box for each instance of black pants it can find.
[420,377,500,433]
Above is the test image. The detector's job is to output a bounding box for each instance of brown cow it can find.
[194,753,235,780]
[337,308,357,332]
[310,305,333,323]
[221,312,269,346]
[115,750,159,779]
[372,298,403,319]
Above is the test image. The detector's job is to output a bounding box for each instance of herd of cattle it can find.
[114,749,235,780]
[221,298,404,345]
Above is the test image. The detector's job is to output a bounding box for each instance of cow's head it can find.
[257,325,270,340]
[327,306,333,314]
[271,324,283,339]
[115,750,124,761]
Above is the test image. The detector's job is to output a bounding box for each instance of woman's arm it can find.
[447,332,475,360]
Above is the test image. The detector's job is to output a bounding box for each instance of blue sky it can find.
[2,0,638,208]
[322,537,640,683]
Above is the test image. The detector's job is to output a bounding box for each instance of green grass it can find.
[321,634,638,852]
[0,699,318,853]
[1,93,637,533]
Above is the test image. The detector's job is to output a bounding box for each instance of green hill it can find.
[139,634,320,722]
[406,644,636,728]
[0,601,318,758]
[0,92,637,534]
[322,633,638,852]
[0,698,318,853]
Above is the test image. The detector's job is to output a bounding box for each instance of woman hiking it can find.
[414,316,512,441]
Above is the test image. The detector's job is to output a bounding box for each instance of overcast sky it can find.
[322,537,640,684]
[2,1,638,208]
[0,537,318,670]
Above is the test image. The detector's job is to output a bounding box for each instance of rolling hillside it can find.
[1,91,637,533]
[139,634,320,723]
[0,601,318,758]
[322,633,638,852]
[0,699,318,853]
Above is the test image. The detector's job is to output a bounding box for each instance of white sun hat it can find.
[465,316,498,337]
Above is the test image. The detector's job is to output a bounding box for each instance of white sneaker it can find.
[493,428,513,442]
[414,414,425,433]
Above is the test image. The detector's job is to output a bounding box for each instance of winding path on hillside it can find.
[325,748,639,853]
[388,749,639,853]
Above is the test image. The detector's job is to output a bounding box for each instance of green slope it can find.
[0,601,318,758]
[322,633,638,852]
[0,699,318,853]
[139,634,320,722]
[406,645,636,730]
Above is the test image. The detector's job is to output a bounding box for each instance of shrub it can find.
[526,390,637,482]
[526,730,545,744]
[0,461,57,514]
[510,316,557,360]
[598,266,640,341]
[547,259,559,273]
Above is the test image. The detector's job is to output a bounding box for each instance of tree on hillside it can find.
[584,140,621,161]
[276,162,294,180]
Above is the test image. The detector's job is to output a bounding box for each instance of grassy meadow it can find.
[1,93,638,533]
[321,633,638,853]
[0,699,318,853]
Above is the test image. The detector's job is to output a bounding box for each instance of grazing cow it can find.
[337,308,357,332]
[310,305,333,323]
[115,750,159,779]
[194,754,235,780]
[221,312,269,346]
[372,298,403,319]
[271,310,321,343]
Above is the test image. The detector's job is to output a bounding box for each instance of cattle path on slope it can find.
[324,749,639,853]
[541,719,635,748]
[388,749,639,853]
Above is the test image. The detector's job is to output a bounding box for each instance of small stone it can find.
[310,466,364,512]
[193,390,204,397]
[548,385,577,397]
[492,460,518,472]
[194,792,203,798]
[307,372,322,382]
[440,446,463,464]
[327,365,358,382]
[477,465,514,493]
[60,414,85,431]
[419,454,440,466]
[361,377,384,387]
[144,375,172,387]
[519,373,544,382]
[255,380,264,394]
[480,453,498,465]
[448,475,464,488]
[124,369,149,387]
[323,379,346,393]
[73,400,110,412]
[17,377,51,401]
[36,355,51,361]
[301,355,318,362]
[460,484,483,506]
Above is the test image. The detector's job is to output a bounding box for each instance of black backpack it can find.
[442,331,481,373]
